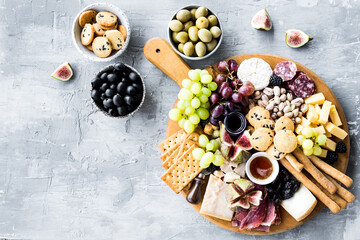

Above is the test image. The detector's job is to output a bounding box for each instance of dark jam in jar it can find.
[250,156,273,180]
[224,112,247,137]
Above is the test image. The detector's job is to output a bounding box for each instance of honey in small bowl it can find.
[249,156,273,180]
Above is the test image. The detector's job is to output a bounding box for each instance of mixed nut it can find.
[249,86,308,123]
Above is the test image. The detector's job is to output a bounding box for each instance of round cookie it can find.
[274,130,297,153]
[119,25,127,40]
[275,116,294,133]
[79,10,97,27]
[246,106,271,127]
[104,30,124,50]
[96,11,118,27]
[81,23,95,46]
[255,119,275,131]
[92,37,112,58]
[101,21,118,30]
[86,44,93,51]
[266,144,286,161]
[250,127,274,151]
[93,23,106,36]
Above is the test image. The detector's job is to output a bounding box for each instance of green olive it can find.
[208,15,218,27]
[172,31,179,43]
[198,29,212,43]
[178,43,184,53]
[183,42,195,56]
[169,20,183,32]
[183,21,194,32]
[176,9,192,23]
[210,26,222,38]
[195,17,209,29]
[175,31,189,43]
[195,6,208,19]
[195,42,206,57]
[188,26,199,42]
[190,9,197,20]
[206,39,218,52]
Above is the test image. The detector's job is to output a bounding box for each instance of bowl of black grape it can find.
[91,63,145,118]
[209,59,255,127]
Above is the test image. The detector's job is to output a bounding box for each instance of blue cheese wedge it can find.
[200,174,234,221]
[237,58,273,90]
[281,184,317,221]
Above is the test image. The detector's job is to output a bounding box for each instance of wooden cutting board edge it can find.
[144,38,350,235]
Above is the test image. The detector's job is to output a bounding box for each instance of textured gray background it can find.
[0,0,359,239]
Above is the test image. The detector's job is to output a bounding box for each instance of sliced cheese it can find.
[315,125,326,135]
[200,174,234,221]
[318,148,328,158]
[295,124,303,134]
[281,184,317,221]
[330,105,342,126]
[300,117,311,127]
[325,122,348,140]
[305,93,325,105]
[318,100,332,124]
[324,138,336,151]
[307,105,318,123]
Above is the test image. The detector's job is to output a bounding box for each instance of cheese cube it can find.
[295,124,303,134]
[325,122,348,140]
[200,175,234,221]
[281,184,317,221]
[318,148,328,158]
[301,117,311,127]
[307,105,318,123]
[324,138,336,151]
[305,93,325,105]
[318,100,332,124]
[329,105,342,126]
[315,125,326,135]
[315,104,322,115]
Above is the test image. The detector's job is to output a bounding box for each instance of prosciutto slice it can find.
[232,208,249,227]
[261,199,277,226]
[239,198,267,230]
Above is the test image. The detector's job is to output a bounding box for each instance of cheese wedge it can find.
[307,105,318,123]
[325,122,348,140]
[330,105,342,126]
[305,93,325,105]
[318,100,332,124]
[200,175,234,221]
[315,125,326,135]
[324,138,336,151]
[281,184,317,221]
[319,148,328,158]
[295,124,303,134]
[300,116,311,127]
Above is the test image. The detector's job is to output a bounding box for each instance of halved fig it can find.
[286,29,313,48]
[226,184,243,202]
[230,197,251,210]
[220,143,232,159]
[220,122,234,145]
[230,146,251,163]
[246,190,263,206]
[51,62,73,81]
[235,130,252,151]
[233,179,255,194]
[251,9,272,31]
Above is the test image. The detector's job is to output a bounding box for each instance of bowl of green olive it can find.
[168,5,223,60]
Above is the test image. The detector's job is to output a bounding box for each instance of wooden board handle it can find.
[144,37,191,86]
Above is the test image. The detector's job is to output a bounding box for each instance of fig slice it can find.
[251,9,272,31]
[286,29,313,48]
[220,122,234,145]
[51,62,73,81]
[235,130,252,151]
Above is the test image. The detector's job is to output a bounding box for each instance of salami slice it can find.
[286,71,306,91]
[274,61,297,81]
[292,74,316,99]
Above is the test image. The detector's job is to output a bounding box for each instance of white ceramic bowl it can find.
[91,63,146,118]
[167,5,223,61]
[72,3,131,62]
[245,152,279,185]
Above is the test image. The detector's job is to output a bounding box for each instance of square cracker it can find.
[160,143,181,162]
[158,129,187,154]
[160,145,203,194]
[162,140,195,170]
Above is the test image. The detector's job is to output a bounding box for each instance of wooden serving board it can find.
[144,38,350,235]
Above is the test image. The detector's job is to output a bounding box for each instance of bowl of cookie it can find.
[72,3,130,62]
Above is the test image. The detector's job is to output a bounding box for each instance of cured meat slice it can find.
[287,71,306,91]
[239,198,267,230]
[232,208,249,227]
[292,74,316,98]
[274,61,297,81]
[261,199,277,226]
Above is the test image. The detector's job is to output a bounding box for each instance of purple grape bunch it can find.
[209,59,255,126]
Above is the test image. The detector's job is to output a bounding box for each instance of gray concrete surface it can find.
[0,0,359,239]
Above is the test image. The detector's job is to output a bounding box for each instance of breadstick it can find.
[324,173,355,203]
[280,158,340,214]
[308,155,353,188]
[285,154,304,172]
[293,148,337,195]
[313,179,347,209]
